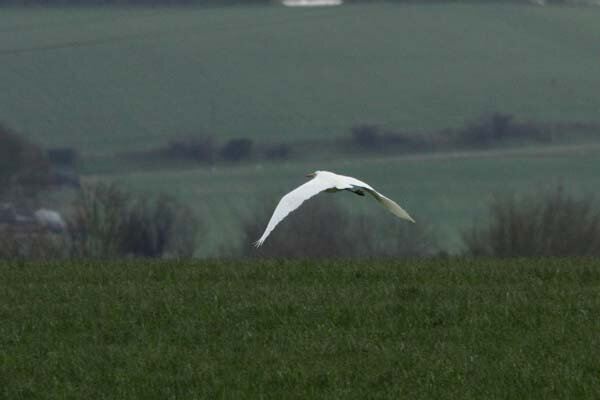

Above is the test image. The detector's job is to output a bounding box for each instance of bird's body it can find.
[254,170,414,247]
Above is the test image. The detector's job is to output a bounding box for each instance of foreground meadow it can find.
[1,258,599,398]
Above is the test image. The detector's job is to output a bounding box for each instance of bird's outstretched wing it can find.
[254,177,333,247]
[355,185,415,223]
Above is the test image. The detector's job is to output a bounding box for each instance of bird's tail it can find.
[374,192,415,223]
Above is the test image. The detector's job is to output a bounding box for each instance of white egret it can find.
[254,170,414,247]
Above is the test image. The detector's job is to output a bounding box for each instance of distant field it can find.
[1,258,599,399]
[1,3,600,153]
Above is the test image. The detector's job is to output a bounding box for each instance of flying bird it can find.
[254,170,414,247]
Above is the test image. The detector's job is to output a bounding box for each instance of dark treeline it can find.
[3,124,600,259]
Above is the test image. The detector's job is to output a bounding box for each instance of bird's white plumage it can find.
[254,175,333,247]
[254,170,414,247]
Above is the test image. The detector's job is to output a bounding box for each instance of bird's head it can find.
[306,171,318,178]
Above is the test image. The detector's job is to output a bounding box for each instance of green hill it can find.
[1,3,600,153]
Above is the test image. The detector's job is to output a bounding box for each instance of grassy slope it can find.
[1,4,600,153]
[1,258,599,399]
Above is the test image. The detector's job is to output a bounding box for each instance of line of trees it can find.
[153,114,600,167]
[3,124,600,259]
[2,180,600,259]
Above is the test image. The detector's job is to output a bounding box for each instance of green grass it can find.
[1,258,599,399]
[1,3,600,153]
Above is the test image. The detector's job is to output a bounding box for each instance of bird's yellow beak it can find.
[306,172,316,178]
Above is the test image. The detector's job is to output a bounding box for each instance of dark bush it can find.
[351,124,381,148]
[350,124,435,153]
[381,131,433,152]
[456,113,550,147]
[239,197,437,258]
[220,138,253,161]
[490,113,513,140]
[0,226,68,259]
[52,171,81,188]
[123,195,199,258]
[0,124,54,202]
[462,186,600,257]
[47,147,78,166]
[457,113,513,146]
[264,144,292,160]
[69,182,200,258]
[166,135,216,164]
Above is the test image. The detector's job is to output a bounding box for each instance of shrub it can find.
[457,113,512,146]
[350,124,435,153]
[52,171,81,188]
[381,131,433,152]
[462,186,600,257]
[351,124,381,148]
[220,138,253,161]
[0,124,54,202]
[166,135,216,164]
[239,197,437,258]
[456,113,550,147]
[123,195,199,258]
[47,147,78,166]
[263,144,292,160]
[0,227,67,259]
[68,182,200,258]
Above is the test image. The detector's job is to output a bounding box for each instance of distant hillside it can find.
[1,3,599,153]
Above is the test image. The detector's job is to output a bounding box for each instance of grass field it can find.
[1,3,600,153]
[1,258,599,398]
